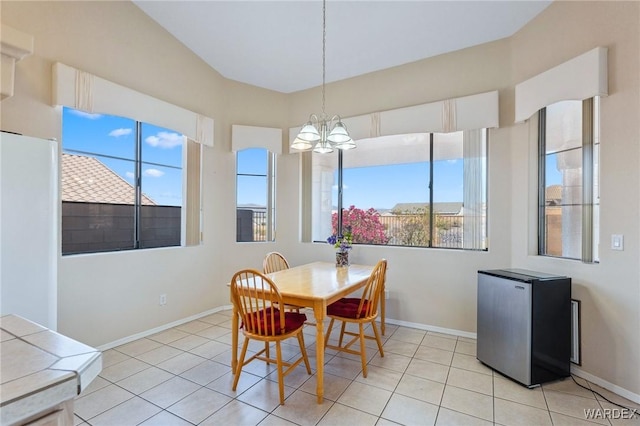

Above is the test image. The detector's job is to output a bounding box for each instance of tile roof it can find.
[61,153,155,205]
[546,184,562,202]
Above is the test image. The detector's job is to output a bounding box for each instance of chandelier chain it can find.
[322,0,326,115]
[290,0,354,153]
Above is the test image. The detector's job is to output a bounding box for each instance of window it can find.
[236,147,276,242]
[538,98,599,261]
[61,107,184,254]
[311,130,488,250]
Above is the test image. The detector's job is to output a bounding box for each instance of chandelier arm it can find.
[329,114,341,128]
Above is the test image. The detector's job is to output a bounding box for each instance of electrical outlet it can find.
[384,289,390,300]
[159,294,167,305]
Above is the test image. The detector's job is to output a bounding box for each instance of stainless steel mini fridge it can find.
[477,269,571,387]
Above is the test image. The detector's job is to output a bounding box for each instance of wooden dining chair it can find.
[324,259,387,378]
[263,251,290,274]
[263,252,302,313]
[230,269,312,405]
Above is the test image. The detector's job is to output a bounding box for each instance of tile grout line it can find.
[77,310,630,426]
[492,367,496,425]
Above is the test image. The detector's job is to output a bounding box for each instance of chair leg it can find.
[297,331,312,374]
[359,323,368,378]
[381,287,386,336]
[265,342,270,364]
[232,338,250,391]
[275,341,285,405]
[324,318,335,345]
[371,320,384,357]
[338,321,347,347]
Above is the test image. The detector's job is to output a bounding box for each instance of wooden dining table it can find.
[230,261,375,404]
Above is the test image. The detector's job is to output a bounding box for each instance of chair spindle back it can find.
[357,259,387,318]
[263,252,290,274]
[231,269,286,336]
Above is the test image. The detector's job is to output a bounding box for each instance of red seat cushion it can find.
[242,308,307,335]
[327,298,370,319]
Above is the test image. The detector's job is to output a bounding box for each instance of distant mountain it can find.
[330,203,462,215]
[237,203,266,210]
[331,206,391,215]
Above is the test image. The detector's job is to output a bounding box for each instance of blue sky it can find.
[62,108,183,206]
[340,161,464,210]
[236,148,268,206]
[546,154,564,186]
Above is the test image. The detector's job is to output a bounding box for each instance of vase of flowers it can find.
[327,230,353,267]
[335,251,349,267]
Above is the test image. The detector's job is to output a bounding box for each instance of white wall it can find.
[1,0,638,400]
[508,1,640,400]
[0,0,288,346]
[281,1,640,399]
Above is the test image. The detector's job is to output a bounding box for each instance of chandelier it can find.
[290,0,355,153]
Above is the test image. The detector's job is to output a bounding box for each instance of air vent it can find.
[571,299,581,365]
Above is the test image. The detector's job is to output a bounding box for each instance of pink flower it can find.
[331,206,389,245]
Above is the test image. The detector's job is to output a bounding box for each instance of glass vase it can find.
[336,251,350,267]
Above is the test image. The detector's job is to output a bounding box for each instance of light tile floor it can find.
[74,309,640,425]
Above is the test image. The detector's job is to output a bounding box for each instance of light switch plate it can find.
[611,234,624,251]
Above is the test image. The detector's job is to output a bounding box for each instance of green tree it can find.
[392,206,431,246]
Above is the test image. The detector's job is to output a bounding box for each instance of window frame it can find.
[235,147,277,243]
[318,129,489,251]
[537,98,599,262]
[61,107,186,255]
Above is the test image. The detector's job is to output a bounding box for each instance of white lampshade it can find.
[297,123,321,142]
[313,139,334,154]
[290,136,313,150]
[327,121,351,143]
[335,138,356,150]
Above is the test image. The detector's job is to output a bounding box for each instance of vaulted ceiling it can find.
[134,1,551,93]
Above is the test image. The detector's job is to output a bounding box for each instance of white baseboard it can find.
[381,317,477,340]
[97,305,233,351]
[97,307,639,407]
[383,318,639,405]
[571,365,640,405]
[98,308,474,351]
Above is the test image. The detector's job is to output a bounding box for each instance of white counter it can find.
[0,315,102,426]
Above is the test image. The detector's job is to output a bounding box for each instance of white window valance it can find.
[52,62,214,147]
[288,90,499,153]
[231,125,283,154]
[515,47,608,123]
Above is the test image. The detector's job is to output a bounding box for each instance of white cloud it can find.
[125,171,134,179]
[447,159,458,164]
[69,110,102,120]
[145,131,183,149]
[109,128,132,137]
[143,168,165,178]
